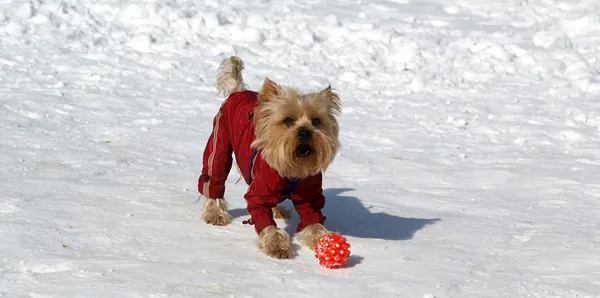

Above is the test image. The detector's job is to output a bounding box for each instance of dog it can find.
[198,56,341,259]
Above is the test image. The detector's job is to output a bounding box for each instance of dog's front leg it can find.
[297,223,329,250]
[201,198,231,226]
[293,194,329,250]
[257,225,292,259]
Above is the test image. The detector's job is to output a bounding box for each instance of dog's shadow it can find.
[230,188,440,241]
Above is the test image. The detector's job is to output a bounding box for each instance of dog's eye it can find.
[284,117,294,127]
[311,118,320,126]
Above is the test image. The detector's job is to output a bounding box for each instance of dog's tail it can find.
[216,56,246,97]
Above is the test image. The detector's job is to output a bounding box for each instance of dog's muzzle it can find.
[295,144,312,159]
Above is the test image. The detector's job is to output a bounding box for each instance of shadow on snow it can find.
[230,188,440,241]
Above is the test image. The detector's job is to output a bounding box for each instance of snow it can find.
[1,0,599,297]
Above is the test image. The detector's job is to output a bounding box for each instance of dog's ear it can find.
[258,77,283,101]
[320,84,338,100]
[320,84,341,114]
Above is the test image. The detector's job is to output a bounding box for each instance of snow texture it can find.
[1,0,600,297]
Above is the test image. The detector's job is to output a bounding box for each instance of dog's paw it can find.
[297,223,329,250]
[202,212,231,226]
[201,198,231,226]
[265,247,293,259]
[257,225,292,259]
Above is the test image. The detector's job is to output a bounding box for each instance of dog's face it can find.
[252,78,341,178]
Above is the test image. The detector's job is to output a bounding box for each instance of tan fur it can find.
[257,225,292,259]
[272,206,292,219]
[201,198,231,226]
[297,223,329,250]
[252,78,341,178]
[216,56,246,97]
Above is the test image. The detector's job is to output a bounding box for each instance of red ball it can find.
[314,232,351,269]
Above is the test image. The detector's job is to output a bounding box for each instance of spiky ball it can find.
[314,233,351,269]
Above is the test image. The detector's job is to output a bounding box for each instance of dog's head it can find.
[252,78,341,178]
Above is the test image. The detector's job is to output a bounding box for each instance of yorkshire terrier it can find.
[198,56,341,259]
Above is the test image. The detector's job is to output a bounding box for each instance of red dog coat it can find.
[198,91,325,234]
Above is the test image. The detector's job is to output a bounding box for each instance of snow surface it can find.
[1,0,600,297]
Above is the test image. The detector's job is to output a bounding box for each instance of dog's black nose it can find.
[298,128,312,142]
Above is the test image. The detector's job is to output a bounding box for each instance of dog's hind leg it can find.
[198,106,234,226]
[202,197,231,226]
[272,206,292,219]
